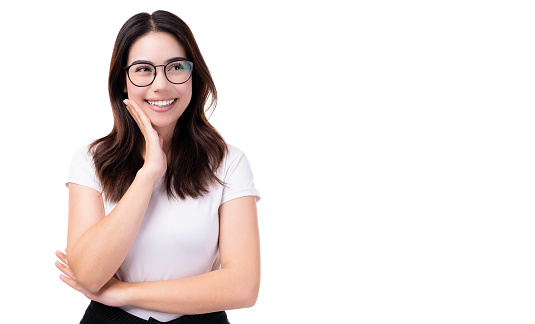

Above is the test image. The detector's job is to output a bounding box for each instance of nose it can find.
[150,66,168,91]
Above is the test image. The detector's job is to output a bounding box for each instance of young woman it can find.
[55,10,260,324]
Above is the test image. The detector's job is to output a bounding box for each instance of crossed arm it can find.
[56,99,260,314]
[56,191,260,314]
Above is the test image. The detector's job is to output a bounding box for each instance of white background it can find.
[1,0,534,323]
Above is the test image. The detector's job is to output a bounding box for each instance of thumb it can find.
[158,133,164,148]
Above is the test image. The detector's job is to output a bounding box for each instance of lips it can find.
[144,98,177,112]
[146,99,176,107]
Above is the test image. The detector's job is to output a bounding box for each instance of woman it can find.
[55,10,260,324]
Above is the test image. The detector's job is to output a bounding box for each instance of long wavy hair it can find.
[90,10,226,202]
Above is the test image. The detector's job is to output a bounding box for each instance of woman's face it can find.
[125,32,192,138]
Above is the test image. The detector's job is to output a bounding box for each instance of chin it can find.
[149,116,180,132]
[151,119,177,128]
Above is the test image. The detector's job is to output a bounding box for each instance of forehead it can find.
[127,32,187,64]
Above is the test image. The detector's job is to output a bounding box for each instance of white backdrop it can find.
[1,0,534,323]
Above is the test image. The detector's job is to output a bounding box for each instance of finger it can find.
[59,274,86,294]
[125,99,154,134]
[55,260,76,280]
[124,100,143,129]
[55,250,69,266]
[124,99,143,123]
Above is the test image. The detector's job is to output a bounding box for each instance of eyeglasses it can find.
[123,60,194,87]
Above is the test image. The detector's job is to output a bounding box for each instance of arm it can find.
[66,99,166,293]
[57,195,261,313]
[66,169,159,293]
[123,196,261,314]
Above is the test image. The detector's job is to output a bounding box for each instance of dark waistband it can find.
[80,301,230,324]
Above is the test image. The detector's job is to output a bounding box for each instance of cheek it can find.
[126,85,144,102]
[180,83,193,103]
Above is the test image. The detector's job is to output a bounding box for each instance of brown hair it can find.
[90,10,226,202]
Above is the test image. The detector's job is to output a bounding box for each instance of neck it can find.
[155,123,177,154]
[138,124,176,157]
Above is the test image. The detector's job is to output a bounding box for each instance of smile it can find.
[146,99,176,107]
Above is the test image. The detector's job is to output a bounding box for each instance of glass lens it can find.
[128,63,155,86]
[165,61,193,84]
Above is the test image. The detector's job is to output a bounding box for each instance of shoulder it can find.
[71,143,96,164]
[67,143,102,192]
[225,144,246,160]
[219,144,256,178]
[219,144,260,203]
[222,144,250,170]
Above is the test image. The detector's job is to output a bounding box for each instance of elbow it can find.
[225,268,260,309]
[243,289,259,308]
[72,269,106,294]
[67,257,106,294]
[77,277,105,294]
[240,277,260,308]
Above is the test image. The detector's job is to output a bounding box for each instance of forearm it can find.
[123,267,260,315]
[67,169,159,292]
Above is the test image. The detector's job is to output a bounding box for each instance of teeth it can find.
[148,99,175,106]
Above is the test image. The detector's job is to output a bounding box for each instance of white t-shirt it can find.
[66,144,260,321]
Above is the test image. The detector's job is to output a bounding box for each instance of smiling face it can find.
[125,32,192,139]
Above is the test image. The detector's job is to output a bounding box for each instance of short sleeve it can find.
[66,145,102,193]
[220,145,261,205]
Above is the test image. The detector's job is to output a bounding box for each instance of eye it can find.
[167,62,185,71]
[133,64,154,73]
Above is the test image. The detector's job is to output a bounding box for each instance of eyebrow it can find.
[130,57,188,66]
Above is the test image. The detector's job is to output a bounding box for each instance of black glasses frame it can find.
[123,60,194,87]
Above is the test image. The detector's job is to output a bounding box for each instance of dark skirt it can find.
[80,301,230,324]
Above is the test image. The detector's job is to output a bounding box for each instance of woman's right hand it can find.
[124,99,167,181]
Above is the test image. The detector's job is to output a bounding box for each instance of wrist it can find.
[119,281,135,306]
[136,166,163,186]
